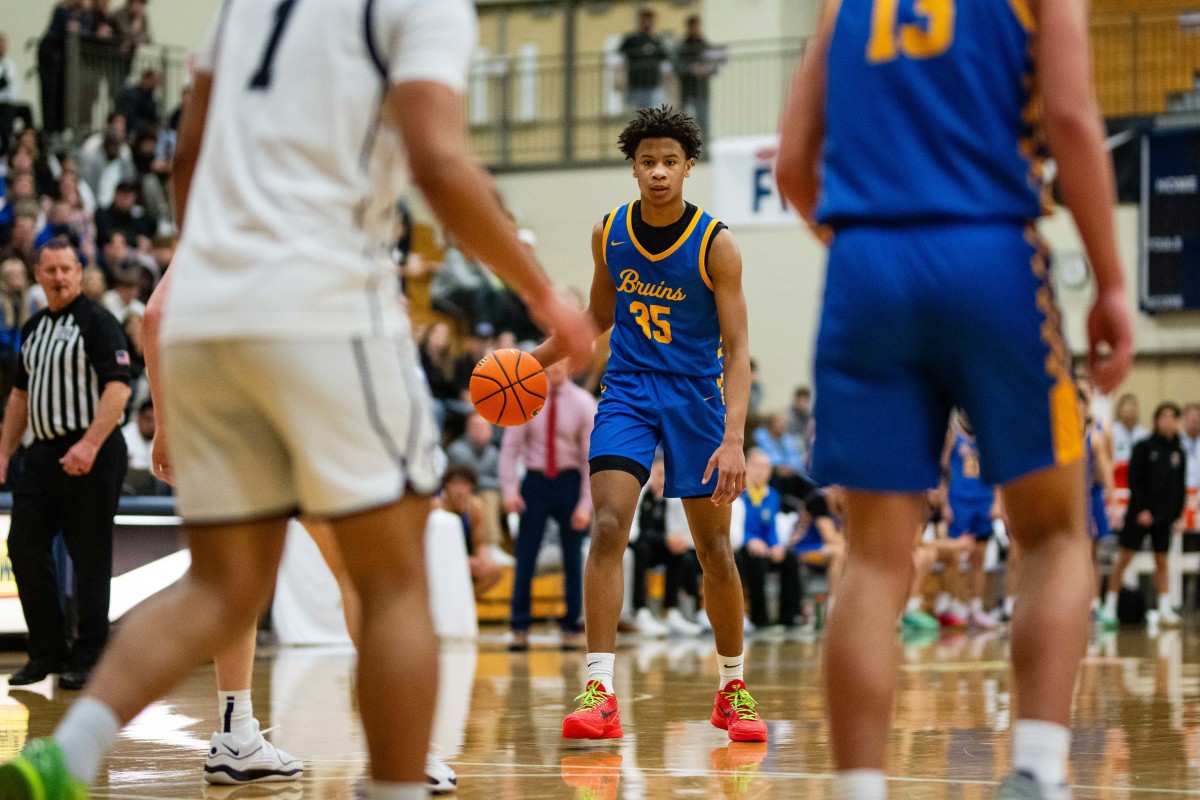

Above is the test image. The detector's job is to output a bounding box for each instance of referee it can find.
[0,237,130,690]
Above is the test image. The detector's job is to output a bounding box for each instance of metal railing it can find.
[466,38,804,170]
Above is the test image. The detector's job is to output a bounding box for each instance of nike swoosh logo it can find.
[611,240,625,246]
[600,709,616,720]
[721,708,732,718]
[224,745,240,757]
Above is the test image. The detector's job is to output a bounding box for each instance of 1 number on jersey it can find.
[867,0,955,64]
[249,0,300,90]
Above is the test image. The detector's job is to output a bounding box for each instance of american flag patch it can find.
[115,350,131,366]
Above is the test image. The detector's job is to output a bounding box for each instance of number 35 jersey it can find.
[164,0,477,344]
[602,201,724,378]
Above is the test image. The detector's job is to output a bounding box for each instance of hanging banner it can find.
[711,136,799,228]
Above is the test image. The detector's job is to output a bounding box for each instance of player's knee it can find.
[589,509,629,557]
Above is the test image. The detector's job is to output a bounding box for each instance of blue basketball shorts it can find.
[811,222,1083,492]
[1089,485,1111,540]
[948,497,993,540]
[589,370,725,498]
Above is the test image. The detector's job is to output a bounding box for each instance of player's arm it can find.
[775,0,837,229]
[1035,0,1132,393]
[390,81,595,371]
[170,71,212,234]
[704,229,749,506]
[530,222,615,369]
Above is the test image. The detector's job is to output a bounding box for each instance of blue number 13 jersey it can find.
[602,202,724,377]
[816,0,1049,227]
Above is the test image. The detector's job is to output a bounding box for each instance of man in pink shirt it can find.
[500,360,597,651]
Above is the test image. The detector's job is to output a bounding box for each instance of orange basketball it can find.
[470,348,549,427]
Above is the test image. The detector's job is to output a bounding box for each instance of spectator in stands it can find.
[54,171,97,263]
[419,320,459,428]
[1,211,38,273]
[788,386,812,441]
[447,412,502,550]
[618,8,669,112]
[131,128,168,227]
[754,410,808,494]
[112,0,152,61]
[440,466,503,599]
[116,69,160,134]
[1,170,40,233]
[736,449,801,629]
[0,34,35,157]
[1111,392,1149,465]
[81,266,105,301]
[453,322,494,399]
[662,496,706,634]
[747,358,764,417]
[35,200,83,261]
[79,133,135,210]
[1181,403,1200,492]
[791,486,845,622]
[101,268,143,353]
[79,112,128,162]
[674,15,719,138]
[627,457,669,636]
[1103,402,1187,627]
[431,236,498,327]
[0,257,31,402]
[148,233,173,287]
[16,131,61,200]
[121,400,167,495]
[38,0,94,135]
[96,180,154,250]
[500,360,596,651]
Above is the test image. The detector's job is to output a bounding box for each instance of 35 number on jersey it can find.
[867,0,955,64]
[630,302,672,344]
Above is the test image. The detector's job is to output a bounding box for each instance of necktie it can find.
[545,387,558,479]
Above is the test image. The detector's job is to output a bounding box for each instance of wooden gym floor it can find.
[0,626,1197,798]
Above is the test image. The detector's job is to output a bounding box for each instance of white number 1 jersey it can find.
[162,0,475,344]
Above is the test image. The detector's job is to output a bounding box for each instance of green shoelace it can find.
[573,683,611,712]
[722,686,760,721]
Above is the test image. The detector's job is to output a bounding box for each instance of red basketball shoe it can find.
[562,681,623,739]
[711,680,768,742]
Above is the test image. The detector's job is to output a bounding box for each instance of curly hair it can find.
[617,105,703,161]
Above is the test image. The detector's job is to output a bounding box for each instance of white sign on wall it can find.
[711,136,799,228]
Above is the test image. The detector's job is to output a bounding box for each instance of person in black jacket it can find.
[1102,402,1187,626]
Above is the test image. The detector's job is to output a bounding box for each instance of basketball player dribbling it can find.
[530,106,767,743]
[777,0,1133,798]
[0,2,593,799]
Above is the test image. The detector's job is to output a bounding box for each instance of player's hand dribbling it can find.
[531,294,597,374]
[704,440,746,506]
[1087,287,1134,394]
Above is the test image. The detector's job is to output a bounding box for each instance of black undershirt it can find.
[605,201,727,270]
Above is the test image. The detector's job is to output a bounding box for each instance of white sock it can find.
[970,598,983,615]
[718,652,744,688]
[1004,596,1016,617]
[586,652,615,692]
[834,769,887,800]
[368,781,430,800]
[1090,597,1099,612]
[1158,593,1173,613]
[935,592,951,613]
[219,690,256,741]
[53,697,121,785]
[905,597,921,614]
[1103,590,1118,615]
[1012,719,1070,787]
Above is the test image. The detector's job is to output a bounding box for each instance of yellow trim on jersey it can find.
[601,206,621,266]
[626,202,705,263]
[698,219,721,291]
[1007,0,1035,32]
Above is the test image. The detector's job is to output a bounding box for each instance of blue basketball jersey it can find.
[602,202,723,377]
[949,431,992,505]
[816,0,1047,226]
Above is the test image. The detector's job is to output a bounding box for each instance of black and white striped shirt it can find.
[15,296,132,442]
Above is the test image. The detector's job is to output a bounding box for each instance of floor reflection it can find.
[0,627,1198,797]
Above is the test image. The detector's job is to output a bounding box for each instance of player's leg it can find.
[1151,525,1179,625]
[902,542,940,631]
[778,550,802,626]
[825,491,927,774]
[303,517,362,644]
[562,469,640,740]
[1000,460,1090,790]
[1102,525,1141,624]
[327,495,437,784]
[0,519,290,793]
[1004,538,1022,621]
[683,499,767,743]
[967,535,995,629]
